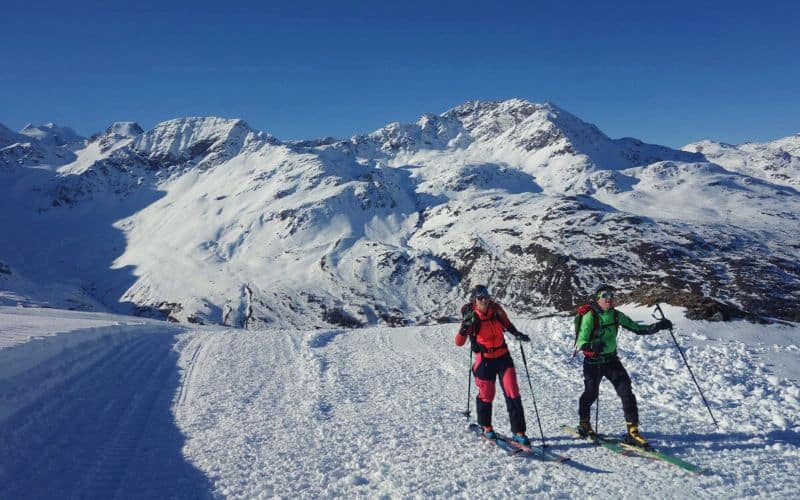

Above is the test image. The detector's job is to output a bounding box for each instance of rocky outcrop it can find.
[1,100,797,327]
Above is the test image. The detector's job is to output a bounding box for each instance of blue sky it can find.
[1,0,798,147]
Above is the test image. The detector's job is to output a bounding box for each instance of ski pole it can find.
[463,350,472,421]
[654,304,719,429]
[518,343,547,448]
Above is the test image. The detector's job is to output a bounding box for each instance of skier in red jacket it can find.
[455,285,531,445]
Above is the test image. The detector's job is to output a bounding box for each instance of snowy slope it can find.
[19,123,84,148]
[683,134,800,189]
[1,123,85,170]
[1,305,798,498]
[1,100,798,328]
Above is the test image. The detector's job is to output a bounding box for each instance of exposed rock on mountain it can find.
[684,134,800,189]
[1,101,798,327]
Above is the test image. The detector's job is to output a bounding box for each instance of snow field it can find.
[1,305,798,498]
[175,305,799,498]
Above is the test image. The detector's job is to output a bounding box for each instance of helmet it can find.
[470,284,490,300]
[594,284,616,298]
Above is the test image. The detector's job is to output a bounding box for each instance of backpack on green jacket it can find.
[572,303,619,357]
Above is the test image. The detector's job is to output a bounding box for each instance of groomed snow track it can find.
[0,322,213,500]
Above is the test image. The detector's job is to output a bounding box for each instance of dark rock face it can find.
[2,101,797,327]
[625,285,765,322]
[430,192,797,324]
[322,307,363,328]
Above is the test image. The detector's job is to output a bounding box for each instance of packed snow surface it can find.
[1,305,798,498]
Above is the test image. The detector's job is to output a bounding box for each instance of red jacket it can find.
[455,301,516,358]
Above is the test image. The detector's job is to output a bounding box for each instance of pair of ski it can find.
[468,423,570,463]
[560,424,705,474]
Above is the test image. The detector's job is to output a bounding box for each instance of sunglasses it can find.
[475,295,490,301]
[598,292,615,299]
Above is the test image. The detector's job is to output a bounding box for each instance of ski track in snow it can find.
[1,306,799,498]
[0,312,213,500]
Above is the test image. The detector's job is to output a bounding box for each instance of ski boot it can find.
[482,426,497,440]
[625,422,651,450]
[512,433,531,447]
[577,419,597,440]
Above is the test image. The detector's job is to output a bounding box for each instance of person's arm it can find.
[495,305,530,341]
[618,311,672,335]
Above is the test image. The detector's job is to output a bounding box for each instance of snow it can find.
[1,305,798,498]
[1,100,798,498]
[683,135,800,189]
[106,122,144,139]
[19,123,84,147]
[1,100,798,328]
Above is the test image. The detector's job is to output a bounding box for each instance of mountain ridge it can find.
[1,99,798,327]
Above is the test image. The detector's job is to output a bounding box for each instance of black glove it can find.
[463,311,477,325]
[515,332,531,342]
[643,318,672,335]
[657,318,673,331]
[459,311,477,336]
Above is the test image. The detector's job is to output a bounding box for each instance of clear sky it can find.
[1,0,798,147]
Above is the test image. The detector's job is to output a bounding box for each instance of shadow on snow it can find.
[0,326,215,499]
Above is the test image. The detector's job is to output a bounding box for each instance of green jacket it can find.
[577,307,655,358]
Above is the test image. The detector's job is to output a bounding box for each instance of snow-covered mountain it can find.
[1,122,85,169]
[683,134,800,189]
[1,99,798,327]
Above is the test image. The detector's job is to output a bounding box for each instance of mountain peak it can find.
[355,98,695,171]
[105,121,144,139]
[145,117,255,140]
[131,116,265,165]
[19,123,84,146]
[439,99,586,136]
[443,98,549,121]
[682,134,800,189]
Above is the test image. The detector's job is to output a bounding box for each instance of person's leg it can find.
[578,362,602,422]
[473,353,496,429]
[608,359,638,424]
[497,354,526,434]
[607,358,649,446]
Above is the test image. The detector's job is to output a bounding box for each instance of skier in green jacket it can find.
[576,284,672,447]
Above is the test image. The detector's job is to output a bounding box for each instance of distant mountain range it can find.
[2,99,798,327]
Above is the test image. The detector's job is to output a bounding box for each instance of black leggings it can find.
[578,358,639,424]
